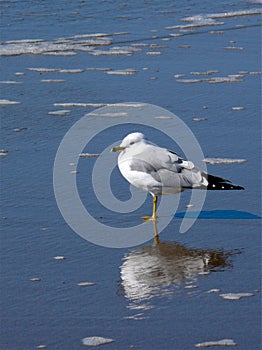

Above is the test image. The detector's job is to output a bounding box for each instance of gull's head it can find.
[110,132,145,152]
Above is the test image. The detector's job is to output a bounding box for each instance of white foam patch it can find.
[43,51,76,56]
[207,76,244,83]
[231,106,245,111]
[82,337,114,347]
[195,339,237,347]
[0,99,20,105]
[48,110,71,116]
[79,153,100,158]
[90,45,141,56]
[224,46,244,51]
[86,112,128,118]
[193,118,208,122]
[6,39,45,44]
[203,158,247,164]
[0,34,113,56]
[67,32,129,39]
[77,282,96,287]
[105,69,137,75]
[87,67,111,71]
[219,292,254,300]
[131,43,150,47]
[41,79,66,83]
[90,49,133,56]
[109,103,146,108]
[54,102,146,108]
[166,19,223,30]
[53,256,66,260]
[0,81,22,84]
[166,8,261,30]
[146,51,162,55]
[0,150,8,157]
[184,8,262,22]
[154,116,173,120]
[176,79,203,83]
[176,75,244,84]
[58,69,84,73]
[190,70,219,76]
[54,103,107,108]
[28,67,85,74]
[28,68,59,72]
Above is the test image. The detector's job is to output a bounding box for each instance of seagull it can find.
[111,132,244,221]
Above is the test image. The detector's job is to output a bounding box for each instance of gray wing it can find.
[129,145,207,189]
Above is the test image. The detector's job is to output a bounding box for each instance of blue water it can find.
[1,0,261,349]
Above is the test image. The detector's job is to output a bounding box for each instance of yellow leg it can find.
[152,195,157,220]
[142,195,158,222]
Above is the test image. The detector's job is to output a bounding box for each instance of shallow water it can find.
[1,0,261,349]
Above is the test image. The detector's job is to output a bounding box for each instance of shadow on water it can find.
[118,221,241,312]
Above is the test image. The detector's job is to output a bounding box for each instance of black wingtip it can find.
[230,184,245,190]
[207,183,244,190]
[206,174,244,190]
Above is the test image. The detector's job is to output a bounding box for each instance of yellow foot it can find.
[142,215,157,222]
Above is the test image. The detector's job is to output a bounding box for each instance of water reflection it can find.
[119,221,239,311]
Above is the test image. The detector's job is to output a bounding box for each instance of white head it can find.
[120,132,145,148]
[111,132,145,152]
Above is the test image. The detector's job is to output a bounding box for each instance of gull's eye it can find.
[130,141,135,145]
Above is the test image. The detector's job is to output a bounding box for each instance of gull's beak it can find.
[110,145,125,153]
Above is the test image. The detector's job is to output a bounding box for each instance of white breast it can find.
[118,157,160,193]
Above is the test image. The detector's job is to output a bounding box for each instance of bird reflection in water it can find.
[119,221,240,313]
